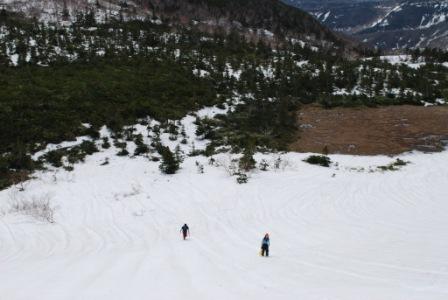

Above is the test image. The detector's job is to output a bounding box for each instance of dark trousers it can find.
[182,231,187,240]
[261,245,269,256]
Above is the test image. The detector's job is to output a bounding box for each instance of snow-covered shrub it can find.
[239,147,256,171]
[216,157,239,176]
[9,193,55,223]
[114,140,126,148]
[180,125,187,138]
[195,161,204,174]
[79,140,98,155]
[100,158,109,166]
[115,141,129,156]
[378,158,409,171]
[102,137,111,149]
[204,144,216,157]
[44,150,64,168]
[259,159,269,171]
[116,148,129,156]
[236,172,248,184]
[40,141,97,167]
[195,117,216,140]
[188,142,202,157]
[167,122,178,135]
[134,144,149,156]
[124,127,136,141]
[274,157,282,169]
[63,141,98,164]
[304,155,332,167]
[64,165,74,172]
[152,125,161,135]
[134,134,150,156]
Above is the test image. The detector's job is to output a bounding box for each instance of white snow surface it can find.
[379,55,426,69]
[1,110,448,299]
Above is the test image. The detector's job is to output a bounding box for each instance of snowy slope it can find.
[0,0,150,24]
[1,110,448,299]
[285,0,448,49]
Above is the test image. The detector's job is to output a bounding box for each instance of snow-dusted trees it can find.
[158,146,180,174]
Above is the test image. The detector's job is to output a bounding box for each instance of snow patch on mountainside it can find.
[419,14,447,29]
[286,0,448,49]
[0,0,151,24]
[371,3,403,28]
[379,55,426,69]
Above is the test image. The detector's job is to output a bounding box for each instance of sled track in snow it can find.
[1,151,448,299]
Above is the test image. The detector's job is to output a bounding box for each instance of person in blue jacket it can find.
[261,233,270,257]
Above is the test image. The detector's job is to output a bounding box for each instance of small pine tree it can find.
[274,157,282,169]
[116,148,129,156]
[259,159,269,171]
[159,146,180,174]
[180,125,187,138]
[102,137,111,149]
[236,172,248,184]
[204,144,215,157]
[195,161,204,174]
[174,145,184,163]
[134,143,149,156]
[239,146,256,172]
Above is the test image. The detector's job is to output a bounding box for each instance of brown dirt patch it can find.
[290,105,448,155]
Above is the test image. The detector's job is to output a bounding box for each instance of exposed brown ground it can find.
[290,105,448,155]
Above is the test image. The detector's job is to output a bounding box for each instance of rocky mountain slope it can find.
[0,0,348,49]
[284,0,448,50]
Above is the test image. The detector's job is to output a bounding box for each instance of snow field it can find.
[0,106,448,299]
[1,148,448,299]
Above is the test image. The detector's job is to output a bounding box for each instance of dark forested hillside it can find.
[149,0,340,42]
[0,0,347,50]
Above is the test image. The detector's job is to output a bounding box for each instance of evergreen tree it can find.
[159,146,180,174]
[239,143,256,172]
